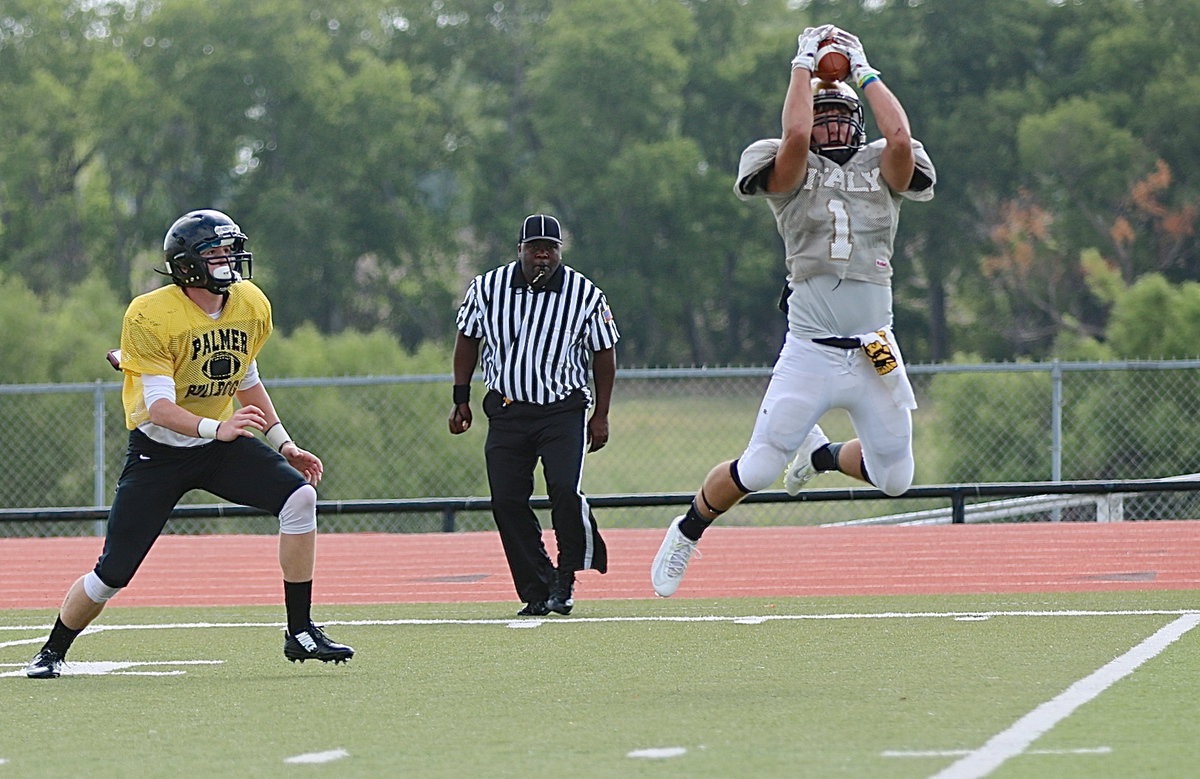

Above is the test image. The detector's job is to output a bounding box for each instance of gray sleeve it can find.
[734,139,783,200]
[901,139,936,202]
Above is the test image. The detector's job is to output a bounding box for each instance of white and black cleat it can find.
[283,624,354,664]
[25,648,66,679]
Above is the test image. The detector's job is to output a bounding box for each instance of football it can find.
[813,40,850,82]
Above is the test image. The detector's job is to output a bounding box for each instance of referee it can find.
[449,214,619,617]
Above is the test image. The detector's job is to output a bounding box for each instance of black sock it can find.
[284,580,313,635]
[677,502,712,541]
[811,442,845,473]
[44,616,83,656]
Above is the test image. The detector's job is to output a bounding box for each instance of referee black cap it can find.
[519,214,563,245]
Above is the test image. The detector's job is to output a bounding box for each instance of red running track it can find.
[2,522,1198,610]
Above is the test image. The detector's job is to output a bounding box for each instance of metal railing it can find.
[4,476,1199,531]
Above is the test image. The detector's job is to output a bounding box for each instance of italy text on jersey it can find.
[802,165,883,193]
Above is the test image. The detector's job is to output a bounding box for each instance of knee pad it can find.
[735,445,788,493]
[863,453,913,497]
[83,570,122,603]
[279,484,318,534]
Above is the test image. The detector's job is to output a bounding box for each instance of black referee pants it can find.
[483,390,608,603]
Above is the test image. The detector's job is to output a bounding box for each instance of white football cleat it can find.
[651,515,699,597]
[783,425,831,496]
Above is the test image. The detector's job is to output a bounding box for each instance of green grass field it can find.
[3,591,1198,777]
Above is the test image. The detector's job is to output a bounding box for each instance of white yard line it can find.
[885,747,1112,757]
[283,748,349,764]
[3,610,1200,649]
[931,613,1200,779]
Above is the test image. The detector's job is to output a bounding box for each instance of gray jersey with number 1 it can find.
[735,137,935,337]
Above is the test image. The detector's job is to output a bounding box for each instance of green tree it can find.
[0,1,112,292]
[522,0,791,364]
[0,269,124,383]
[1062,273,1200,479]
[3,0,1198,367]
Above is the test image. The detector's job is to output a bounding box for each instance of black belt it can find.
[812,337,861,350]
[484,388,587,413]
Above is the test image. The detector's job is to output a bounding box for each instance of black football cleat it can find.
[516,601,550,617]
[25,648,65,679]
[546,569,575,616]
[284,624,354,664]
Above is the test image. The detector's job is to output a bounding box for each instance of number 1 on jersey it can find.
[827,198,853,261]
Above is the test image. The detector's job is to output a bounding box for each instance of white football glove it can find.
[831,28,881,86]
[791,24,834,72]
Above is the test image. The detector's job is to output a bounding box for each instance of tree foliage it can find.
[1,0,1198,374]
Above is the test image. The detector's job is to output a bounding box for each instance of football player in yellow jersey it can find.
[25,210,353,678]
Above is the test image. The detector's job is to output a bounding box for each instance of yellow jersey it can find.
[119,282,272,430]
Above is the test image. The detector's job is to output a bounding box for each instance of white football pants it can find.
[737,332,914,496]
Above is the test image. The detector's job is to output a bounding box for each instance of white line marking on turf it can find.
[931,613,1200,779]
[277,608,1200,626]
[284,748,349,764]
[3,610,1200,650]
[627,747,686,759]
[0,659,223,678]
[884,747,1111,757]
[0,636,47,649]
[3,608,1200,644]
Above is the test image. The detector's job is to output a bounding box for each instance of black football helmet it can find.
[810,79,867,164]
[160,209,252,294]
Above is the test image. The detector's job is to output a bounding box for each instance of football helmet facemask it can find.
[160,209,252,294]
[810,79,867,164]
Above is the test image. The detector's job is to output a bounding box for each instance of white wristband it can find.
[196,417,220,439]
[266,422,292,451]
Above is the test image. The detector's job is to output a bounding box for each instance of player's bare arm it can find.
[833,28,916,191]
[865,80,915,191]
[147,396,266,441]
[235,382,282,433]
[770,68,814,193]
[769,26,832,193]
[236,382,324,484]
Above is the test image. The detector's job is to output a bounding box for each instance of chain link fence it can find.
[4,360,1200,536]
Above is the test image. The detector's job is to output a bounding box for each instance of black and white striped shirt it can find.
[456,262,619,405]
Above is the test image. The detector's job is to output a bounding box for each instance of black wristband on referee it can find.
[453,384,470,405]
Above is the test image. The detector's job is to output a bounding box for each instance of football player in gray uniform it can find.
[652,24,936,597]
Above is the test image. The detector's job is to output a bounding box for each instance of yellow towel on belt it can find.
[853,328,917,411]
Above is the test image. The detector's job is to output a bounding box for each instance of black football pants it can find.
[483,390,608,604]
[94,430,307,588]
